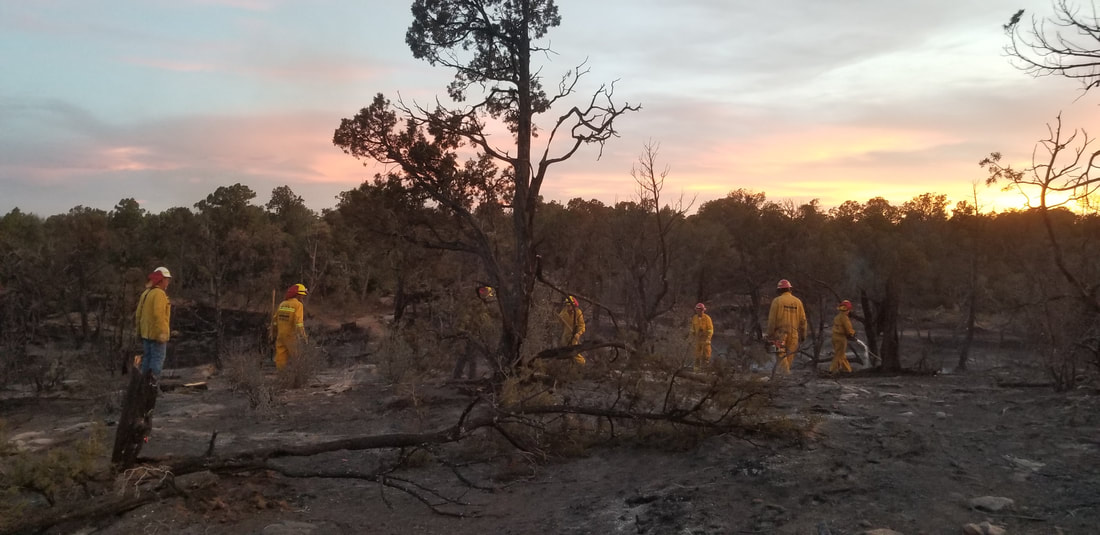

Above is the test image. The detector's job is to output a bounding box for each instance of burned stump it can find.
[111,370,159,468]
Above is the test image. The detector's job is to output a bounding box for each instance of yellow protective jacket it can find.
[272,298,306,339]
[135,287,171,342]
[558,306,585,345]
[832,310,855,339]
[691,312,713,343]
[767,292,807,340]
[458,302,493,339]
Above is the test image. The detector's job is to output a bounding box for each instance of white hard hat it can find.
[154,266,172,278]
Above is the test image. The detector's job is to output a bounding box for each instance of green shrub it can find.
[0,422,107,515]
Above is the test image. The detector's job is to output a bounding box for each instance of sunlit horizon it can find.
[1,1,1097,219]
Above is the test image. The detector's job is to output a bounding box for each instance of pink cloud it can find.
[101,146,170,172]
[309,150,381,185]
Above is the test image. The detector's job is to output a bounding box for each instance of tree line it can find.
[2,0,1098,389]
[0,179,1096,385]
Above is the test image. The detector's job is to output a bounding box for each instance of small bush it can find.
[375,325,437,383]
[27,354,68,394]
[393,379,430,429]
[223,349,275,411]
[497,366,556,408]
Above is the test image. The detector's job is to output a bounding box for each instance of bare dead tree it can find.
[622,141,694,351]
[982,115,1100,313]
[955,185,987,372]
[1004,1,1100,93]
[983,115,1100,386]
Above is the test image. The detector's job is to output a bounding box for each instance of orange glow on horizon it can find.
[102,146,165,172]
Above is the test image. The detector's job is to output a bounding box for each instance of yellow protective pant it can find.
[561,333,585,365]
[274,335,300,370]
[829,335,852,373]
[776,330,799,374]
[693,340,711,371]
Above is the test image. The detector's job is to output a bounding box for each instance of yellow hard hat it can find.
[285,283,308,298]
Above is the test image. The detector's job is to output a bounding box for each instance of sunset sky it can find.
[2,0,1098,217]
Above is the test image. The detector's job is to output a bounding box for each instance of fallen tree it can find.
[2,368,777,535]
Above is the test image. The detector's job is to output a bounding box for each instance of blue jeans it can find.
[141,339,167,376]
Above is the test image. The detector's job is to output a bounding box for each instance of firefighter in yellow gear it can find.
[558,295,586,365]
[830,300,857,373]
[453,286,496,380]
[766,279,808,374]
[690,303,714,371]
[134,266,173,376]
[272,283,308,370]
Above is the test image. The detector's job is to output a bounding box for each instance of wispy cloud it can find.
[1,0,1096,218]
[120,57,217,72]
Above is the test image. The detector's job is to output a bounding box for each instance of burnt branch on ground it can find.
[528,339,631,363]
[4,373,769,534]
[262,463,471,517]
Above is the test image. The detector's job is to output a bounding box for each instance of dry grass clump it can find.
[375,324,442,383]
[222,337,323,410]
[748,414,822,445]
[222,349,275,411]
[276,342,320,390]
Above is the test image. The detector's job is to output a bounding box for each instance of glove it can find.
[847,334,856,341]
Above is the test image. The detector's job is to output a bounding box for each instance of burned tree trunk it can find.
[879,278,902,373]
[956,255,979,372]
[111,370,159,468]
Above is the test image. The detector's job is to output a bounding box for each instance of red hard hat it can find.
[839,299,852,310]
[777,279,792,289]
[695,302,706,311]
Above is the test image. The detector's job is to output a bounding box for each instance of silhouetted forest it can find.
[1,181,1096,387]
[2,0,1099,394]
